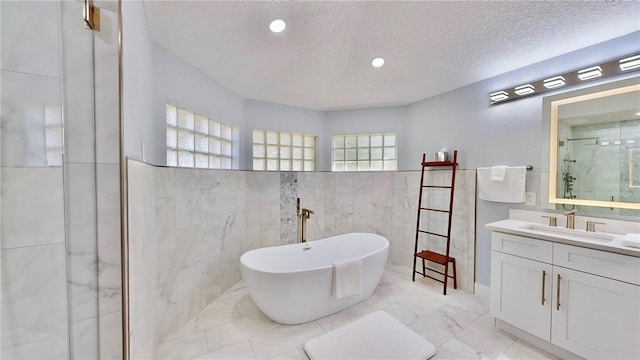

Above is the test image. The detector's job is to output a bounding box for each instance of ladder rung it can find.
[422,185,452,189]
[417,230,447,238]
[420,207,449,213]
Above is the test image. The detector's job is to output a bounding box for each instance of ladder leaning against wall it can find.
[412,150,458,295]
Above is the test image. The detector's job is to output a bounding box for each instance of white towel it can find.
[477,166,527,203]
[621,233,640,248]
[333,257,363,300]
[490,165,507,181]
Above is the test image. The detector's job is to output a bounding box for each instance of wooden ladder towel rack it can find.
[412,150,458,295]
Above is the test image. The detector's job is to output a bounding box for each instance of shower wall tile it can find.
[97,163,122,316]
[0,70,61,166]
[98,311,123,360]
[0,1,60,77]
[1,167,64,249]
[1,243,69,359]
[71,317,99,360]
[65,163,99,323]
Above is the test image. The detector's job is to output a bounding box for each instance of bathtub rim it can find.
[240,232,389,275]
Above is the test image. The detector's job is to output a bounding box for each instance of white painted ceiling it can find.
[143,1,640,111]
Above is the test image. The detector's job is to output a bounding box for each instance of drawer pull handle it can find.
[556,274,561,311]
[541,270,546,305]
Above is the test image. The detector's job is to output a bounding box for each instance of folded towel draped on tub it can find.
[333,257,363,300]
[477,166,527,203]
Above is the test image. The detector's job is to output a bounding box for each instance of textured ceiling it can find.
[143,1,640,111]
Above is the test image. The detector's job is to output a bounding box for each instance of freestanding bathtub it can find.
[240,233,389,324]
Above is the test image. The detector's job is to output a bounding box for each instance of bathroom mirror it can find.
[547,77,640,211]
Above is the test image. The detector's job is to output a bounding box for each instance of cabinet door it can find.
[491,251,552,340]
[552,267,640,359]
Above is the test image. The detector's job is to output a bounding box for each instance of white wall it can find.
[154,45,246,167]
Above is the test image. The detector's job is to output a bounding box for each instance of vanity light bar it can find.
[490,53,640,105]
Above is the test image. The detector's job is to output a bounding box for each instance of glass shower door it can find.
[1,1,100,358]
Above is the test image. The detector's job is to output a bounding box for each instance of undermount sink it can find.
[522,224,616,242]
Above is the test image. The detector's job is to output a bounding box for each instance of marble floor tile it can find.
[315,301,375,332]
[497,339,561,360]
[194,339,255,360]
[157,331,209,360]
[159,266,557,360]
[205,314,279,352]
[455,314,517,358]
[249,321,325,359]
[269,346,308,360]
[433,337,493,360]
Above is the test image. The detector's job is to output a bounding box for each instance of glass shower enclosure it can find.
[1,1,109,358]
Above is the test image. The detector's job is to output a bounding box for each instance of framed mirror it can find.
[547,77,640,210]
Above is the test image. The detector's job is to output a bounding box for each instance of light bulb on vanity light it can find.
[514,84,535,96]
[619,55,640,71]
[490,91,509,102]
[543,76,566,89]
[578,66,602,80]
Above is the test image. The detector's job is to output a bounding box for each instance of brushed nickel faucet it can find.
[297,198,314,243]
[586,220,606,232]
[563,210,576,229]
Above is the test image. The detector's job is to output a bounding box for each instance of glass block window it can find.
[166,104,233,169]
[45,105,63,166]
[252,130,316,171]
[332,133,397,171]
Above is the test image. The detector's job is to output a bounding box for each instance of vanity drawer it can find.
[491,232,553,263]
[554,243,640,285]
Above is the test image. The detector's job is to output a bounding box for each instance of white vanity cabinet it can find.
[490,232,640,359]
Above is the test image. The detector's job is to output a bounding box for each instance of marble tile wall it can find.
[296,170,476,292]
[130,162,261,358]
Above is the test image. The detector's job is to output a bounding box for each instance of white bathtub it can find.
[240,233,389,324]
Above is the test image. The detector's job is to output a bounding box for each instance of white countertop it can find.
[486,219,640,258]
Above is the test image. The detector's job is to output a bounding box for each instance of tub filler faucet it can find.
[297,198,314,243]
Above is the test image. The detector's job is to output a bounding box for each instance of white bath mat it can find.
[304,310,437,360]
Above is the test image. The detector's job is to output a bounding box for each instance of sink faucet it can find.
[297,198,314,243]
[563,210,576,229]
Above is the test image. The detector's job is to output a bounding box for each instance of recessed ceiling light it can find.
[269,19,286,33]
[371,57,385,68]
